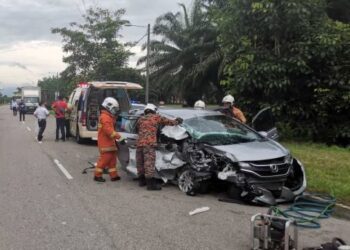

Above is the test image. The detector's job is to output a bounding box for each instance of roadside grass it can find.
[282,141,350,205]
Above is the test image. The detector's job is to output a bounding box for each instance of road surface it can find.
[0,106,348,250]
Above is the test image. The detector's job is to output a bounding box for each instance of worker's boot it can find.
[138,175,146,187]
[111,176,121,182]
[94,176,106,182]
[146,178,161,191]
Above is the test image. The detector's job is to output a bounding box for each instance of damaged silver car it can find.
[117,108,306,205]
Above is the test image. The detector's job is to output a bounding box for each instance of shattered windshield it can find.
[183,115,261,145]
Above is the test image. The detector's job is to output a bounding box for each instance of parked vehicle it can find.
[21,86,41,114]
[67,81,143,143]
[117,108,306,205]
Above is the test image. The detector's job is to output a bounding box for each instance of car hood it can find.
[212,140,288,162]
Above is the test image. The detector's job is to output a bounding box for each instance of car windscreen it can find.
[182,115,262,145]
[24,97,39,103]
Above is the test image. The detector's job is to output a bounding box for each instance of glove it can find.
[117,137,127,145]
[175,117,183,124]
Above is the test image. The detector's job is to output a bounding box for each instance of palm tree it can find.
[138,0,224,105]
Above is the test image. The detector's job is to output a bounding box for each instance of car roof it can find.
[76,81,143,90]
[158,108,223,120]
[90,81,143,89]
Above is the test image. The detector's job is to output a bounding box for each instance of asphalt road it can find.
[0,105,349,250]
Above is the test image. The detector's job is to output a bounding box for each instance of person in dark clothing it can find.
[52,96,67,141]
[18,99,26,122]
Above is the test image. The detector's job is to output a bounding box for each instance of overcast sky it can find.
[0,0,192,95]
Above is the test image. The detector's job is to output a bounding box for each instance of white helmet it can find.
[144,103,157,114]
[194,100,205,109]
[102,97,120,116]
[222,94,235,105]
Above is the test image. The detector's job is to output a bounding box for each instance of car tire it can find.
[178,168,197,194]
[227,184,242,200]
[197,180,210,194]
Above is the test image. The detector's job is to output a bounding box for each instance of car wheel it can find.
[227,184,242,200]
[197,180,210,194]
[178,169,196,194]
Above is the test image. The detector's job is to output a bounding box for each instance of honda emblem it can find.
[270,164,279,173]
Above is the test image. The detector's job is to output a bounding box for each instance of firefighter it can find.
[221,94,247,124]
[94,97,122,182]
[136,103,183,190]
[194,100,205,110]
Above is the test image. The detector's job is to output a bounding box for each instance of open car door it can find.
[116,115,139,173]
[251,107,279,140]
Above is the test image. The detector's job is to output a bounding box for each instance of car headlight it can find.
[239,162,250,169]
[285,154,293,164]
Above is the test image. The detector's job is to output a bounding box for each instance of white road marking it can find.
[53,159,73,180]
[26,126,31,131]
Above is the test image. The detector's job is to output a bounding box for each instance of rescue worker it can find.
[221,94,247,124]
[94,97,122,182]
[136,103,183,190]
[194,100,205,110]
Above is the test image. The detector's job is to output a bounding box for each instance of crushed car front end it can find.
[177,112,307,205]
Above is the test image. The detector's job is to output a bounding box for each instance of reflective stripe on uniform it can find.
[108,168,117,173]
[99,146,117,153]
[110,131,117,138]
[95,167,103,173]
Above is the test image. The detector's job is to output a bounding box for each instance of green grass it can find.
[282,141,350,204]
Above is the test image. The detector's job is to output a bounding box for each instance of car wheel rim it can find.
[178,170,195,193]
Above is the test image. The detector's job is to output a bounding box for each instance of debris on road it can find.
[189,206,210,216]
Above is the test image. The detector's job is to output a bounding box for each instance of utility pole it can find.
[124,23,151,103]
[145,24,150,104]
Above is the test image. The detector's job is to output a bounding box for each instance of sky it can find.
[0,0,192,96]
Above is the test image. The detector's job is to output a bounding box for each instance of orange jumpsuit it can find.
[94,110,121,179]
[232,107,247,124]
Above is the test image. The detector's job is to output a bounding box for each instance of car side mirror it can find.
[258,131,268,137]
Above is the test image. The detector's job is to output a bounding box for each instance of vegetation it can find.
[138,0,224,105]
[32,1,349,146]
[211,0,350,146]
[37,75,68,105]
[0,92,11,105]
[284,141,350,204]
[50,7,143,93]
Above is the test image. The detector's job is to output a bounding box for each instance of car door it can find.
[251,107,279,140]
[116,115,139,173]
[69,89,80,136]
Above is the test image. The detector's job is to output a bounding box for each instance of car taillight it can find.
[80,111,87,126]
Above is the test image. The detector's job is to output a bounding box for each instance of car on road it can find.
[117,108,307,205]
[67,81,143,143]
